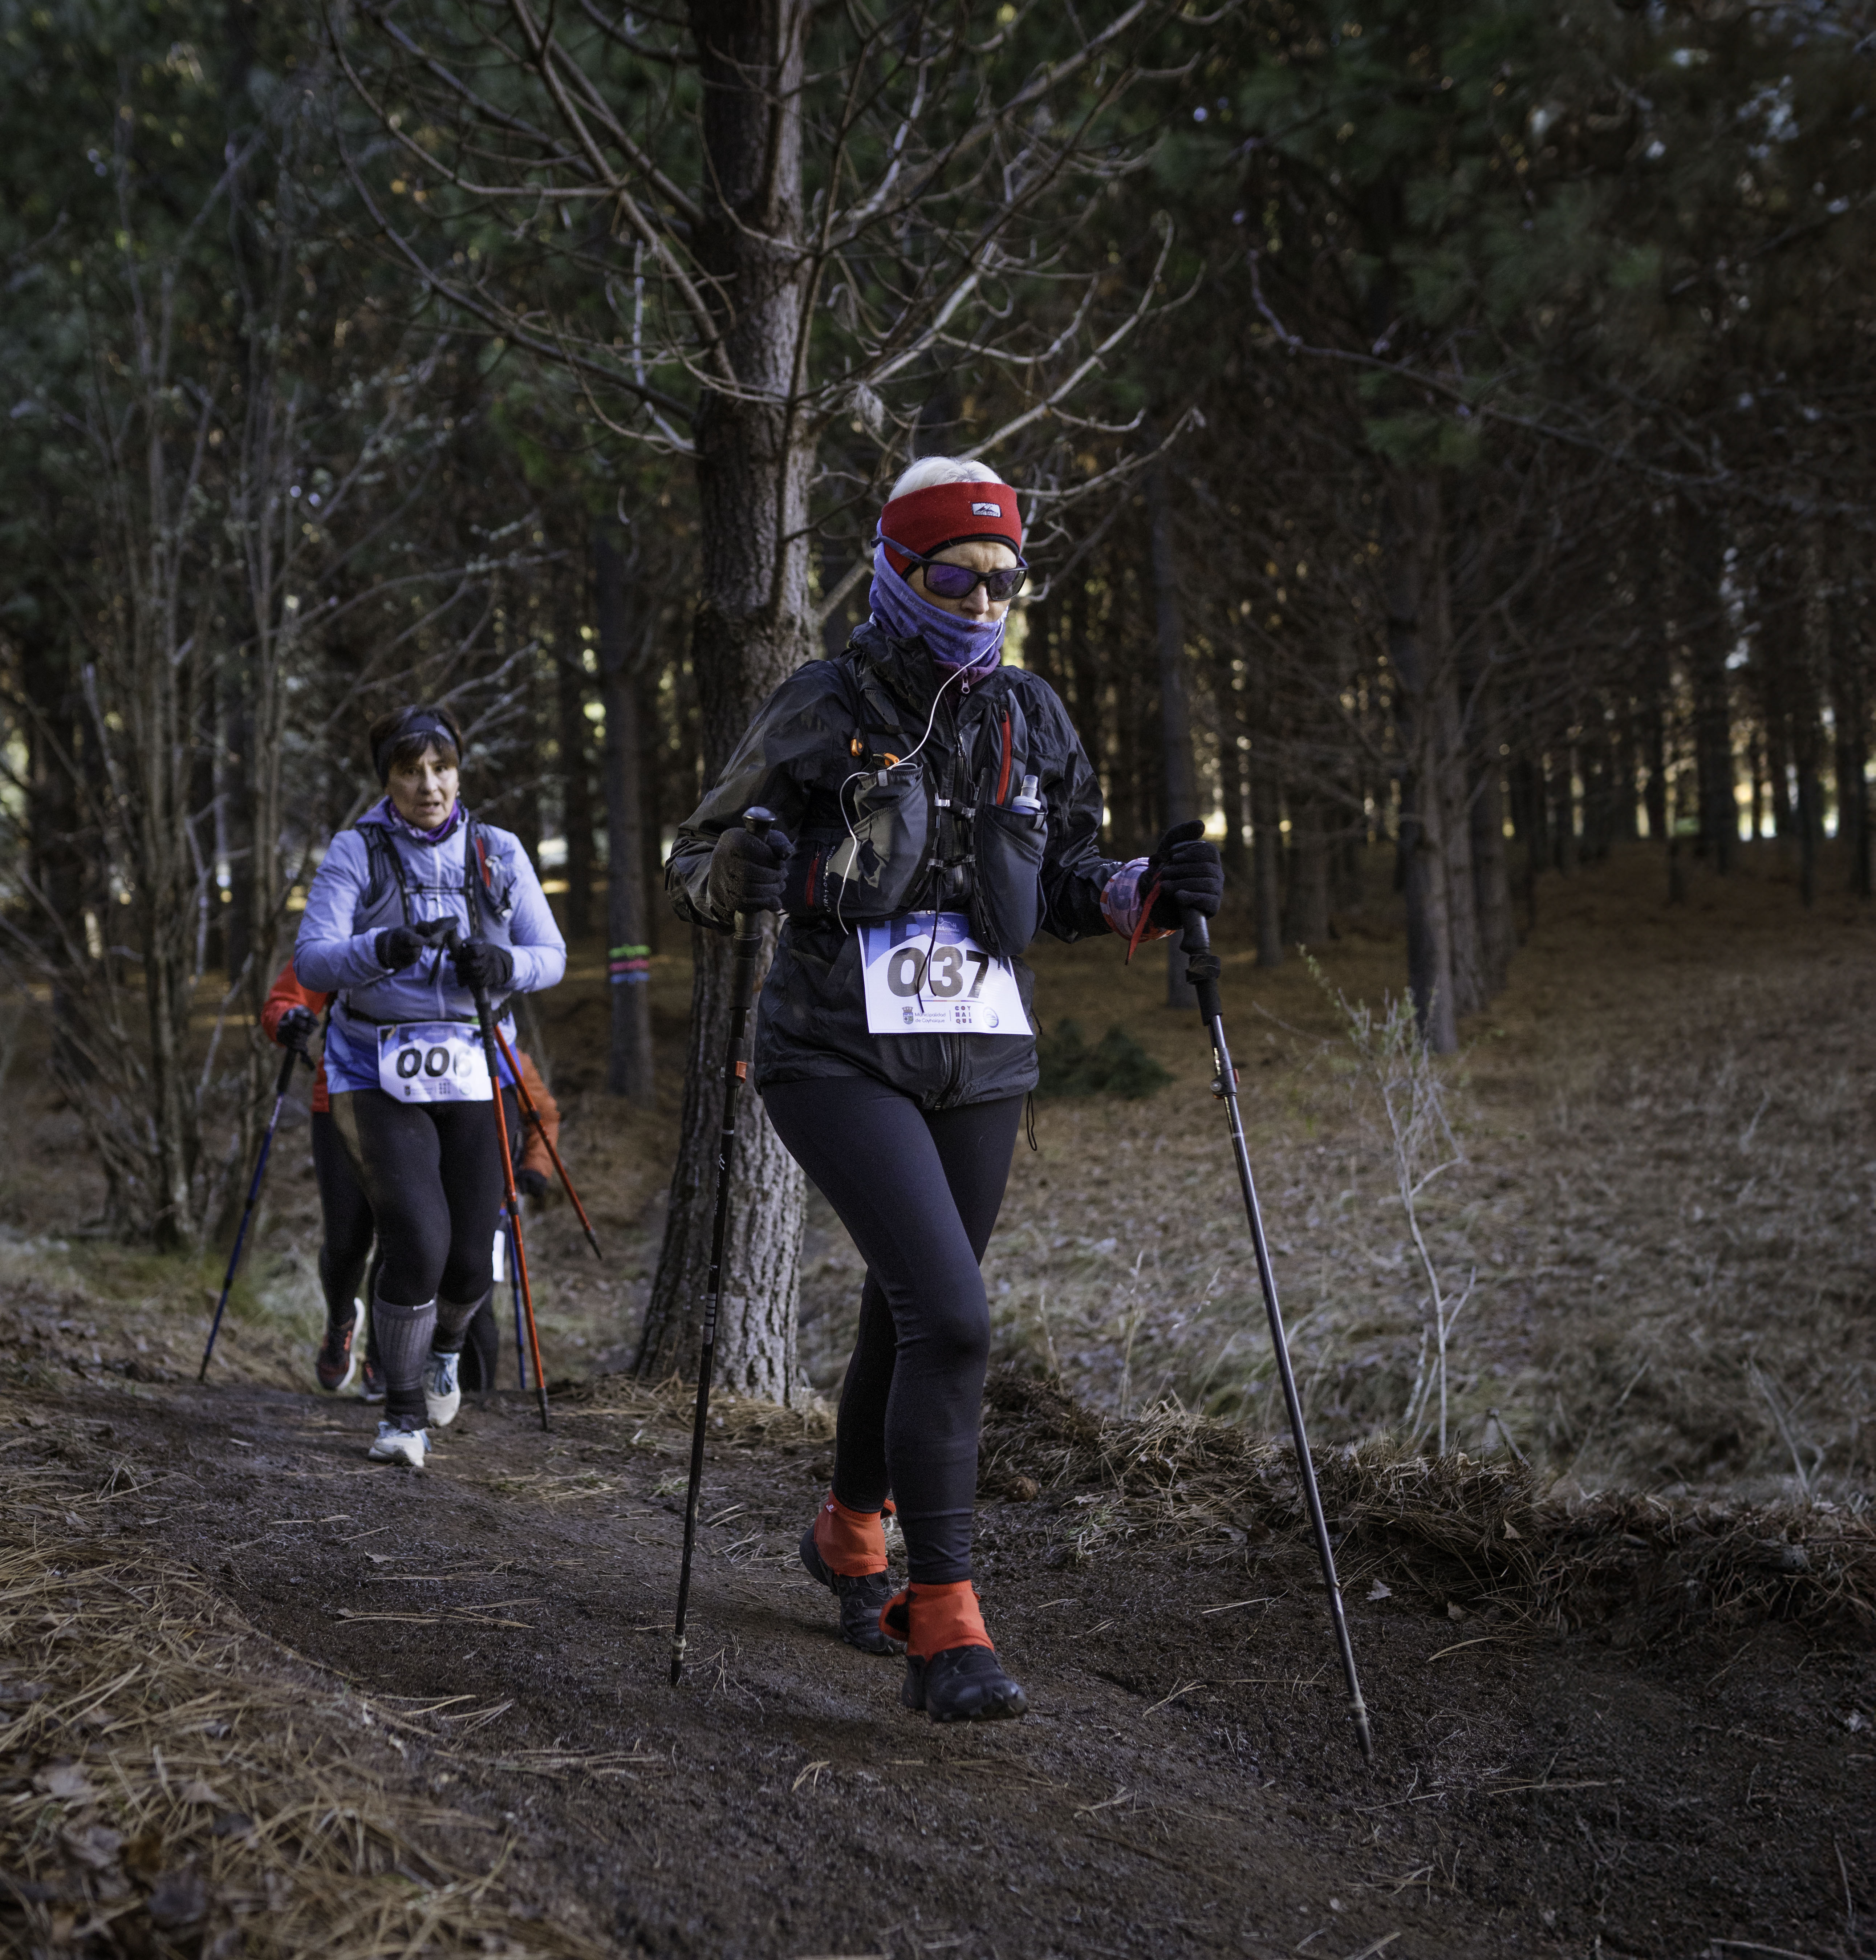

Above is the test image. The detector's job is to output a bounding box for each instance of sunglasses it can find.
[883,536,1030,604]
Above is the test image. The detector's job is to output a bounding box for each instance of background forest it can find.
[4,19,1876,1955]
[3,0,1873,1438]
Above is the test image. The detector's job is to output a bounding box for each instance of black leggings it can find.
[327,1089,508,1308]
[310,1110,375,1330]
[763,1076,1022,1586]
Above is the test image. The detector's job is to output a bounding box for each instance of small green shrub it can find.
[1035,1019,1172,1099]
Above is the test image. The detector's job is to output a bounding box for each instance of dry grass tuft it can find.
[562,1370,836,1449]
[0,1445,604,1958]
[976,1367,1876,1640]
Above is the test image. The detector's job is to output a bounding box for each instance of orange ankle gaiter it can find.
[813,1492,887,1577]
[898,1580,992,1660]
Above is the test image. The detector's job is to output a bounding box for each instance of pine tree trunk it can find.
[1067,574,1102,778]
[1828,573,1871,897]
[637,654,665,956]
[1385,471,1458,1052]
[1246,648,1284,968]
[1684,500,1735,872]
[1281,794,1330,946]
[1211,643,1248,889]
[1509,752,1541,934]
[1148,463,1197,1009]
[1468,675,1514,1000]
[1642,692,1669,842]
[1765,696,1794,838]
[21,620,90,1074]
[635,0,811,1398]
[1547,744,1576,874]
[555,612,595,942]
[594,527,655,1106]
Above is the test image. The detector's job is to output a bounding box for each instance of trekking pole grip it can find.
[1179,905,1225,1023]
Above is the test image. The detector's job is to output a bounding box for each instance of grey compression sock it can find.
[372,1291,437,1428]
[433,1289,490,1356]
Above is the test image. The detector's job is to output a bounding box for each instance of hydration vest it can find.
[334,812,521,1027]
[786,648,1047,957]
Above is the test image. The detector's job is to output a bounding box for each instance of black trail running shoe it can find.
[902,1645,1029,1723]
[798,1527,901,1656]
[881,1585,1028,1723]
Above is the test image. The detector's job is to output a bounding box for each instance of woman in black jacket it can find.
[666,458,1222,1722]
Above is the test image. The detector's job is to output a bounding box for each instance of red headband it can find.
[879,479,1023,574]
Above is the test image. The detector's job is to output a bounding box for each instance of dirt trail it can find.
[11,1370,1868,1960]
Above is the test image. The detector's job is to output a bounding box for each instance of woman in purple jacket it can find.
[294,705,566,1468]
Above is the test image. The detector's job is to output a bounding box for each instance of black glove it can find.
[706,825,794,918]
[451,939,515,993]
[275,1005,316,1050]
[516,1167,549,1201]
[375,924,426,970]
[1146,819,1224,929]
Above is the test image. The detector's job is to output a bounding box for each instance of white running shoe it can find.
[423,1349,462,1429]
[368,1420,428,1469]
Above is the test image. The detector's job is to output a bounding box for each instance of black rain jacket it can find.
[666,619,1124,1108]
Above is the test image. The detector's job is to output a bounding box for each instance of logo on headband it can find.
[971,501,1003,517]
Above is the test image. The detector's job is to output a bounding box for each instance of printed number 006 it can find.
[395,1045,456,1080]
[885,943,990,1000]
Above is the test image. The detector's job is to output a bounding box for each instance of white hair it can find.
[888,455,1003,499]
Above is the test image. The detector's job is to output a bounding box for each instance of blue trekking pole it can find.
[199,1038,312,1381]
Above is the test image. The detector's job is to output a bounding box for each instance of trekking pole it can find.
[490,1210,527,1391]
[491,1020,603,1262]
[1179,907,1375,1764]
[446,926,551,1431]
[505,1217,528,1393]
[671,806,773,1688]
[199,1038,311,1382]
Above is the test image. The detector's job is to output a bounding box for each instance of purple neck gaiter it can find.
[867,542,1006,679]
[378,795,464,846]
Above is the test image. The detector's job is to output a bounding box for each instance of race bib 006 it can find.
[377,1021,493,1103]
[858,913,1030,1037]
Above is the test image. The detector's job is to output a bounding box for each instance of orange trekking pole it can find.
[491,1021,602,1262]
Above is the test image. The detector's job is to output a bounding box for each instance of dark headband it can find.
[373,713,460,786]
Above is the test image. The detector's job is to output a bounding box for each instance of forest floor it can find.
[1,841,1873,1958]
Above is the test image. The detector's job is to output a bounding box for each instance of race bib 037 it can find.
[858,913,1030,1037]
[377,1021,493,1103]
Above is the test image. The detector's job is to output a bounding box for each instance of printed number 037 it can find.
[886,942,990,1000]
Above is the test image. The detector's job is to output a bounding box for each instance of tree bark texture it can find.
[1282,794,1330,946]
[1148,462,1197,1009]
[1827,566,1871,898]
[1684,505,1735,873]
[594,527,655,1105]
[637,654,665,957]
[1247,650,1284,968]
[1210,642,1248,888]
[636,0,811,1397]
[1466,664,1514,999]
[1385,471,1458,1053]
[554,610,595,942]
[1547,744,1576,873]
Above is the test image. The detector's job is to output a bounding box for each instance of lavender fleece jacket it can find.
[294,805,566,1095]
